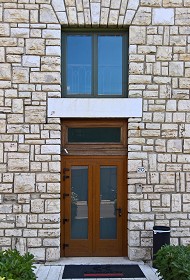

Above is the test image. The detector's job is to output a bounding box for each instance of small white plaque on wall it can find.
[48,98,143,118]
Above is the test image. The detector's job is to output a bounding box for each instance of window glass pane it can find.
[100,166,117,239]
[68,127,121,143]
[98,36,122,95]
[67,35,92,95]
[71,166,88,239]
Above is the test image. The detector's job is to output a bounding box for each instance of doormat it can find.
[62,264,146,279]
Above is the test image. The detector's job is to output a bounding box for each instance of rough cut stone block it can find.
[26,39,45,55]
[31,199,44,213]
[12,67,29,84]
[152,8,174,25]
[0,63,11,80]
[25,106,46,123]
[129,26,146,44]
[45,199,60,213]
[169,62,184,76]
[40,5,58,23]
[8,153,29,172]
[14,173,35,193]
[0,23,10,37]
[30,72,60,84]
[4,9,29,23]
[22,55,40,67]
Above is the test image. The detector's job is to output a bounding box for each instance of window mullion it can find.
[93,34,98,97]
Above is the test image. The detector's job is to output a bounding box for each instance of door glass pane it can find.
[67,36,92,95]
[71,166,88,239]
[68,127,121,143]
[98,36,122,95]
[100,166,117,239]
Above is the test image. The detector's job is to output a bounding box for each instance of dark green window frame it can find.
[61,30,129,97]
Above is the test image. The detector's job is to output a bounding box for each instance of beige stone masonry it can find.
[0,0,190,262]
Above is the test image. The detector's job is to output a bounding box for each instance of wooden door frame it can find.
[60,119,128,257]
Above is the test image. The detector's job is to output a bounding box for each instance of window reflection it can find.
[71,166,88,239]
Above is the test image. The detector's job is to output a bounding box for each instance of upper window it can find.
[62,32,128,97]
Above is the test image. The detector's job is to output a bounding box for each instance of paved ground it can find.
[34,257,160,280]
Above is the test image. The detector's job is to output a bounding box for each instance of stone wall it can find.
[0,0,190,261]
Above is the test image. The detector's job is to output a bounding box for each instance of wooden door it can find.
[61,156,127,257]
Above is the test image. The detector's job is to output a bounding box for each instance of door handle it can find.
[116,207,122,217]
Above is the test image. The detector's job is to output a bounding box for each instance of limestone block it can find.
[90,2,100,25]
[40,5,59,23]
[56,11,68,24]
[45,199,60,213]
[0,63,11,80]
[108,10,119,25]
[129,75,151,84]
[178,100,190,111]
[30,72,60,84]
[8,153,29,172]
[22,55,40,67]
[156,46,172,61]
[28,248,45,261]
[128,231,140,246]
[169,62,184,77]
[184,139,190,153]
[167,139,182,153]
[46,46,61,56]
[26,39,45,55]
[12,67,29,84]
[0,205,12,214]
[172,194,181,212]
[42,29,61,39]
[16,214,27,227]
[129,63,144,74]
[41,145,60,154]
[36,173,60,182]
[27,238,42,247]
[43,238,59,246]
[41,57,60,71]
[25,106,46,123]
[179,78,190,89]
[4,9,29,23]
[0,238,11,246]
[11,28,29,38]
[31,199,44,213]
[170,35,186,46]
[133,7,151,25]
[14,173,35,193]
[128,0,139,10]
[160,173,175,184]
[7,124,29,134]
[12,99,23,113]
[124,10,136,25]
[128,201,139,212]
[38,229,60,237]
[46,248,60,261]
[52,0,65,11]
[100,7,109,25]
[0,23,10,37]
[152,8,174,25]
[130,26,146,44]
[38,214,60,222]
[176,8,190,25]
[163,0,183,7]
[0,48,5,62]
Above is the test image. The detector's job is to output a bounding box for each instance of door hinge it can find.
[63,193,69,198]
[63,168,70,172]
[63,175,70,181]
[63,243,69,249]
[63,218,69,224]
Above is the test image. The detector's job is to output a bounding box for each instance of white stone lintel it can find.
[48,98,143,118]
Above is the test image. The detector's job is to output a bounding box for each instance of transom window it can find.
[62,32,128,97]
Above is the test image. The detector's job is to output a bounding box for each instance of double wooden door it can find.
[61,156,127,256]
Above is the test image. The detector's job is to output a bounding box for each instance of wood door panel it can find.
[61,156,127,257]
